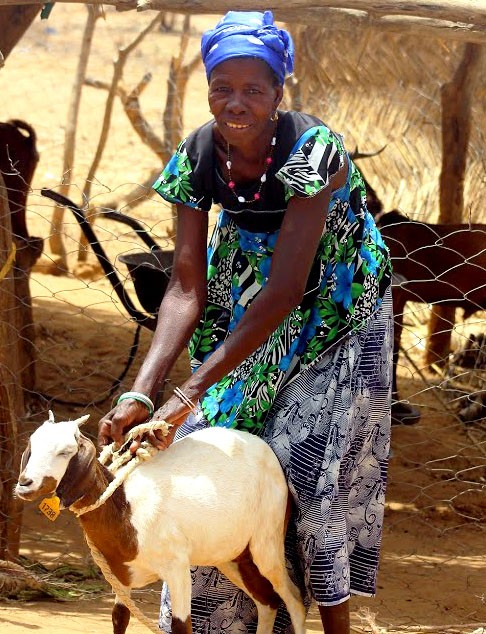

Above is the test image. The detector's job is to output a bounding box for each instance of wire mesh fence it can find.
[0,5,485,633]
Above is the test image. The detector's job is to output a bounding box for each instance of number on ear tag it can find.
[39,496,61,522]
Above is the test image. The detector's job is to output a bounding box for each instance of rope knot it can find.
[71,419,171,517]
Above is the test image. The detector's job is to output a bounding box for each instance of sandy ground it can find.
[1,5,485,633]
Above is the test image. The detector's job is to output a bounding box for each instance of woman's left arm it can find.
[154,159,348,432]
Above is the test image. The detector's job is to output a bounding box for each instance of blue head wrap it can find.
[201,10,294,86]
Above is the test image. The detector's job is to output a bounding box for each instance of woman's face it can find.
[208,57,283,149]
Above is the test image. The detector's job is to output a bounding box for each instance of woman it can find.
[99,10,393,634]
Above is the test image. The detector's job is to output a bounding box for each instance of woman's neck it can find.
[213,120,277,181]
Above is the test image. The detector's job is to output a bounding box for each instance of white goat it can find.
[16,413,306,634]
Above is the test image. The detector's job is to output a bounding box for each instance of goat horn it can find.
[350,144,387,161]
[75,414,90,427]
[48,410,55,423]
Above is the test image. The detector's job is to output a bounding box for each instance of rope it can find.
[0,242,16,281]
[72,419,171,517]
[85,534,161,634]
[73,420,172,633]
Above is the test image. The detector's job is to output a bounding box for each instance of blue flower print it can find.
[220,381,245,413]
[228,303,245,332]
[364,213,385,248]
[207,244,215,264]
[320,261,334,289]
[219,210,230,228]
[279,338,300,372]
[332,262,355,310]
[217,410,238,428]
[373,225,386,249]
[364,211,375,234]
[165,152,180,177]
[267,231,279,249]
[259,256,271,280]
[231,283,242,301]
[360,246,378,275]
[347,205,357,224]
[204,394,220,419]
[238,229,268,253]
[298,306,322,351]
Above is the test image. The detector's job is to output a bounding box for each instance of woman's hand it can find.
[98,399,152,449]
[98,391,196,454]
[127,394,194,453]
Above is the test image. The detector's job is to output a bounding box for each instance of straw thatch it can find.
[287,27,485,222]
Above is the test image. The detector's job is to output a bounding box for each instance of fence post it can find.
[426,43,484,368]
[0,174,24,560]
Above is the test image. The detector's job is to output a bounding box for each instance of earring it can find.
[270,111,279,122]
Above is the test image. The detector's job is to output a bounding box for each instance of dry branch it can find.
[82,15,201,229]
[2,1,485,43]
[120,76,168,163]
[0,560,46,596]
[49,5,103,269]
[77,11,163,261]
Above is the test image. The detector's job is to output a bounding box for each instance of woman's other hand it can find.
[98,391,196,454]
[125,394,195,453]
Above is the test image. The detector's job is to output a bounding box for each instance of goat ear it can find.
[56,435,96,508]
[75,414,90,427]
[20,440,31,473]
[48,410,55,423]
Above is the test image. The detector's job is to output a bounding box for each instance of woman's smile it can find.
[226,122,251,130]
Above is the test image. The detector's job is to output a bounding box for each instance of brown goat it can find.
[1,119,43,392]
[0,119,42,265]
[376,209,486,421]
[352,156,486,423]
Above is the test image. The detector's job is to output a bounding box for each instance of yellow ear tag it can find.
[38,496,61,522]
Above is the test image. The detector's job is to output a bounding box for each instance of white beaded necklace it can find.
[225,124,277,204]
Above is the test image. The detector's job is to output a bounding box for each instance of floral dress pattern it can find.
[153,110,393,630]
[159,288,393,632]
[153,111,392,434]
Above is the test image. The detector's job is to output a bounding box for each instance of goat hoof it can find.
[391,401,421,426]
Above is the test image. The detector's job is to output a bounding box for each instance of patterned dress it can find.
[153,110,393,631]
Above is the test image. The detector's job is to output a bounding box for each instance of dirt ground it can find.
[1,5,485,634]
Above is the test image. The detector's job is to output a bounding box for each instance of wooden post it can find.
[0,5,40,60]
[425,43,483,368]
[0,173,24,560]
[49,5,102,270]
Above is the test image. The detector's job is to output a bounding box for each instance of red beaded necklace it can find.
[225,124,277,204]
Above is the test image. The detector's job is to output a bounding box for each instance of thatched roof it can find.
[3,0,485,221]
[287,27,485,221]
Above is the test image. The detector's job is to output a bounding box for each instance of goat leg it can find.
[162,566,193,634]
[112,599,130,634]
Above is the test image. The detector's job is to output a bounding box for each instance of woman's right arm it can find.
[98,204,208,446]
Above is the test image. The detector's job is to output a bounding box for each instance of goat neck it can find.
[59,435,139,585]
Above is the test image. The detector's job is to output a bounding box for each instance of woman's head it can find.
[201,11,294,87]
[203,12,293,148]
[208,57,282,148]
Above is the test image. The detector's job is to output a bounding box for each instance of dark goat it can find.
[1,120,43,393]
[377,209,486,422]
[449,333,486,423]
[0,119,42,265]
[352,156,486,423]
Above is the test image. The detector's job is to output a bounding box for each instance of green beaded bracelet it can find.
[117,391,154,417]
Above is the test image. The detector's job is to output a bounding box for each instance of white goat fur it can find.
[16,414,306,634]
